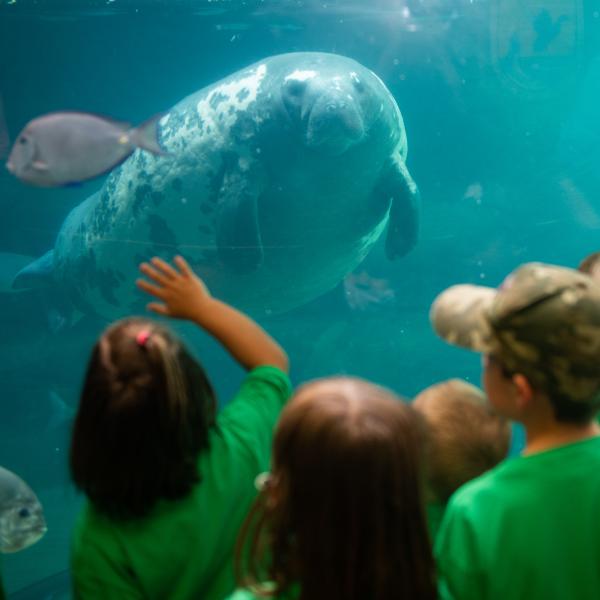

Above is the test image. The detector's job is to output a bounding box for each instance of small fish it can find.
[0,95,9,160]
[0,465,47,553]
[6,111,166,187]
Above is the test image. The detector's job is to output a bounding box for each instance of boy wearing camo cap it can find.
[430,262,600,600]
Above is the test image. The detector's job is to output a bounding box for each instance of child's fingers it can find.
[140,263,170,287]
[147,302,169,316]
[136,278,166,299]
[150,257,179,280]
[174,255,193,277]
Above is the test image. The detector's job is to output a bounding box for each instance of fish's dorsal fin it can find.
[42,110,132,131]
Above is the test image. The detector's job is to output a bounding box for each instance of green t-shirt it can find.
[71,366,292,600]
[436,436,600,600]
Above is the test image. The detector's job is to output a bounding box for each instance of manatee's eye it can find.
[285,80,306,98]
[19,136,28,145]
[18,508,30,518]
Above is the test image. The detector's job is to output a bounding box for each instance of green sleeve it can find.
[71,516,143,600]
[434,497,486,600]
[218,366,292,466]
[226,590,257,600]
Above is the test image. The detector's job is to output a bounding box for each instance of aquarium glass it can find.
[0,0,598,596]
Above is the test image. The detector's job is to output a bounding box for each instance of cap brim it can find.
[430,284,497,353]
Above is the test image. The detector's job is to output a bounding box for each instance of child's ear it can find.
[512,374,534,411]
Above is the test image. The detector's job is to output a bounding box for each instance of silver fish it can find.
[6,111,165,187]
[0,466,47,553]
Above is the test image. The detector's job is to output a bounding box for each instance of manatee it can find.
[15,52,420,317]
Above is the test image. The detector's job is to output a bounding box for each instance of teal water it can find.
[0,0,598,595]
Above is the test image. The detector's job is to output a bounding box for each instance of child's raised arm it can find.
[136,256,289,373]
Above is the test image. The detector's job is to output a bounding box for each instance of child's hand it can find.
[136,256,211,320]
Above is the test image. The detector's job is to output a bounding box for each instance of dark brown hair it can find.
[70,317,217,519]
[491,355,598,425]
[413,379,510,503]
[236,377,436,600]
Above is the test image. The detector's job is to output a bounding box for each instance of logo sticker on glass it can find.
[491,0,583,96]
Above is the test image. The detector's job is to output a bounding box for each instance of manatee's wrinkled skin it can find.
[48,52,419,317]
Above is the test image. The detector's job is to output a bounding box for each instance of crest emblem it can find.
[491,0,583,96]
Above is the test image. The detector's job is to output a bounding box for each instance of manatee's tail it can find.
[9,249,82,335]
[12,249,55,290]
[129,113,170,156]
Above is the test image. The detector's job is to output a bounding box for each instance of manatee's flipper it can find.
[377,154,420,260]
[12,249,55,289]
[216,165,264,273]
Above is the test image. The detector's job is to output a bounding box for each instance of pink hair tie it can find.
[136,330,151,347]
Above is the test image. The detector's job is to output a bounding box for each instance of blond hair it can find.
[413,379,510,503]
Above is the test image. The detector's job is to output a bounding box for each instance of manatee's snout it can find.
[306,95,365,156]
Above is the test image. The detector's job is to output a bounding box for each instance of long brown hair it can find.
[70,317,216,519]
[236,376,436,600]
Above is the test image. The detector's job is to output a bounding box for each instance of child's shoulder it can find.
[448,459,510,508]
[207,366,292,466]
[226,590,257,600]
[236,365,292,397]
[219,365,292,421]
[449,436,600,512]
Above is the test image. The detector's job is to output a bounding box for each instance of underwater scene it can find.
[0,0,598,596]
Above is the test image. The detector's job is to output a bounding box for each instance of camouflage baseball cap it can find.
[430,263,600,403]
